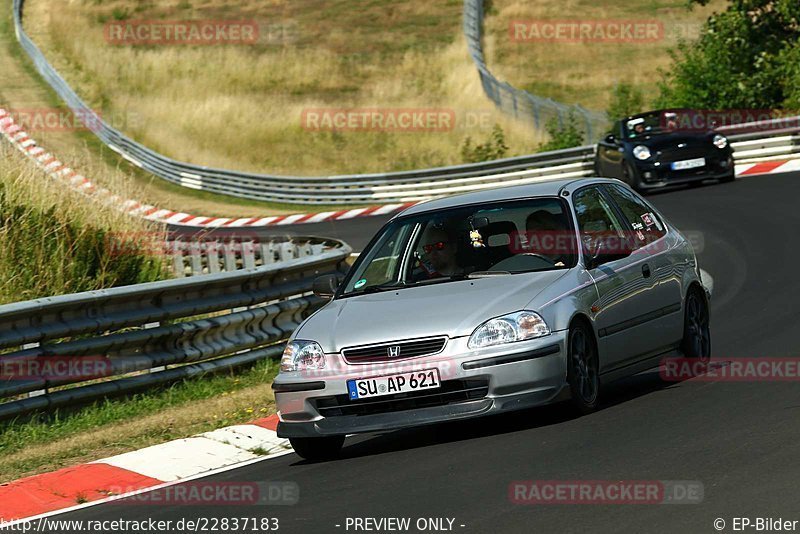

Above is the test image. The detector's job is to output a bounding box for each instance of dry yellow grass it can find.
[24,0,547,178]
[484,0,728,111]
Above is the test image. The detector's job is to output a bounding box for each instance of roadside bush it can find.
[461,124,509,163]
[538,112,585,152]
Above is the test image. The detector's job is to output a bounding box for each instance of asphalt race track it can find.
[62,173,800,533]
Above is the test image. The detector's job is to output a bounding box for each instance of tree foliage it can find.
[657,0,800,110]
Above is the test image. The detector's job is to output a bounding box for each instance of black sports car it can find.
[594,109,735,191]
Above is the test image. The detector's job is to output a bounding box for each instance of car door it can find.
[571,186,662,373]
[595,134,623,178]
[600,184,685,348]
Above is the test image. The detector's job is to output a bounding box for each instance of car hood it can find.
[295,270,569,353]
[634,131,714,150]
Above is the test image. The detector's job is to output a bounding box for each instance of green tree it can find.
[657,0,800,110]
[607,83,645,121]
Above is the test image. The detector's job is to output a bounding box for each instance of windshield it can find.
[622,111,678,138]
[340,197,578,297]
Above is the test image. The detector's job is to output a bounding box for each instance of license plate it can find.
[347,369,441,400]
[671,157,705,170]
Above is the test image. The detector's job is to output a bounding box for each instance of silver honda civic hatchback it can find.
[273,177,711,460]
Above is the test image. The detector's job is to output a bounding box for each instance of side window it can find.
[604,185,667,246]
[572,187,626,256]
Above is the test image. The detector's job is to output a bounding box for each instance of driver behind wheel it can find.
[525,210,569,266]
[417,227,460,278]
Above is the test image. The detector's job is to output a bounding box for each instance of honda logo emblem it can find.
[387,346,401,358]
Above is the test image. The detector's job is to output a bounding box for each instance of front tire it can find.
[566,322,600,414]
[289,436,344,462]
[622,162,643,192]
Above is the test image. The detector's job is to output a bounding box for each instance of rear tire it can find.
[289,436,344,462]
[566,322,600,414]
[681,287,711,363]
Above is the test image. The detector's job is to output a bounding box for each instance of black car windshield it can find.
[623,111,678,138]
[340,197,578,296]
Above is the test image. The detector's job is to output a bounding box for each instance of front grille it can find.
[314,378,490,417]
[342,336,447,363]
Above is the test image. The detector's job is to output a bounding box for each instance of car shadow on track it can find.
[293,368,687,463]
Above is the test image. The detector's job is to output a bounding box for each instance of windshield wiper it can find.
[468,270,511,278]
[359,283,406,294]
[412,273,469,285]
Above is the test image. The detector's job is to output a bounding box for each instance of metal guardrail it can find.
[463,0,609,141]
[10,0,800,207]
[0,245,352,419]
[170,235,345,277]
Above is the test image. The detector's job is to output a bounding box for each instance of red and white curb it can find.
[735,158,800,176]
[2,107,799,230]
[0,108,416,228]
[0,415,292,523]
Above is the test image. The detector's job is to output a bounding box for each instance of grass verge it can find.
[484,0,728,111]
[0,358,280,484]
[0,0,365,217]
[0,142,167,303]
[23,0,546,178]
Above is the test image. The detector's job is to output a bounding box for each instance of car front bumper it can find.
[633,151,734,189]
[272,333,569,438]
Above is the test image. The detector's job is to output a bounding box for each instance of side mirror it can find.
[604,133,616,144]
[312,274,338,299]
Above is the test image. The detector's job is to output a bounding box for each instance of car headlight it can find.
[633,145,651,160]
[468,311,550,349]
[713,134,728,149]
[281,340,326,372]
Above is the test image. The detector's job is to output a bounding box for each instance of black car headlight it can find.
[633,145,651,160]
[713,134,728,149]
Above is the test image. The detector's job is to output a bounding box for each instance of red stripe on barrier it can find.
[292,213,318,224]
[740,160,788,175]
[0,463,162,521]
